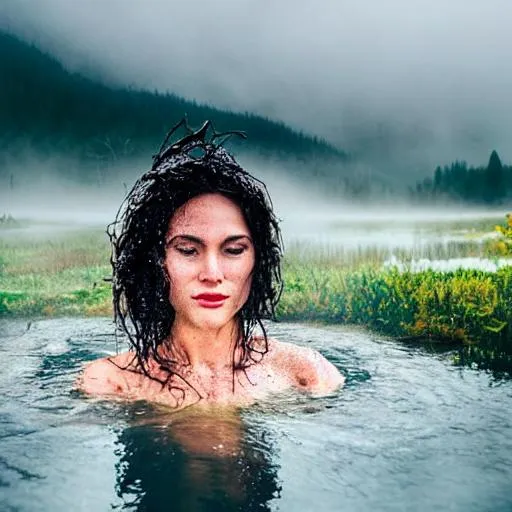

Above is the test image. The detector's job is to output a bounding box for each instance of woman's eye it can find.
[175,246,197,256]
[225,246,246,256]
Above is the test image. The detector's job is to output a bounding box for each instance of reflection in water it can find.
[113,406,281,511]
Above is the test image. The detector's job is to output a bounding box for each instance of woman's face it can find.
[164,193,255,332]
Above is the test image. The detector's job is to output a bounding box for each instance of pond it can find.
[1,317,511,511]
[281,208,503,249]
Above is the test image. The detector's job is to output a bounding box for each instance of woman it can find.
[80,120,344,408]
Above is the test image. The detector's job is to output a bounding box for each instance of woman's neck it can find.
[163,319,241,372]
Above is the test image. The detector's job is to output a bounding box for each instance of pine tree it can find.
[485,150,504,203]
[434,166,442,193]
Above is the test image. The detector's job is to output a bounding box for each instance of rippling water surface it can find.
[1,318,511,511]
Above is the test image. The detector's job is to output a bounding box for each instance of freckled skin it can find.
[79,339,344,409]
[79,194,344,408]
[164,193,255,335]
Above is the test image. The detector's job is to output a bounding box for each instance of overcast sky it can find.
[2,0,511,172]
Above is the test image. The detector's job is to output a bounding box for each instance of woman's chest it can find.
[122,361,293,408]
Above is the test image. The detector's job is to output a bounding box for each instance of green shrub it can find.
[278,264,512,359]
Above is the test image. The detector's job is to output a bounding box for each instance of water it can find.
[383,255,511,272]
[1,317,511,511]
[281,209,504,249]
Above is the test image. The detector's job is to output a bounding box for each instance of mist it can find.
[1,0,511,176]
[1,151,505,253]
[0,152,348,232]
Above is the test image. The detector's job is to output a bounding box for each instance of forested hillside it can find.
[0,31,348,187]
[3,31,508,205]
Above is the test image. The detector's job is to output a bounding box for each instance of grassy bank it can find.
[278,262,512,356]
[0,228,112,316]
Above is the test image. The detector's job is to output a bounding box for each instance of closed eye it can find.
[225,246,247,255]
[175,246,197,256]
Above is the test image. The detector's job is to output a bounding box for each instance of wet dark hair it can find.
[107,120,283,399]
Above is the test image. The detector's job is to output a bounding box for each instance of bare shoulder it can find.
[266,339,345,394]
[77,352,137,396]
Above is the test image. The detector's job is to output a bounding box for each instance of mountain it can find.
[0,31,350,189]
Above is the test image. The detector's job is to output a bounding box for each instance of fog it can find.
[0,155,343,228]
[2,0,511,176]
[1,154,504,251]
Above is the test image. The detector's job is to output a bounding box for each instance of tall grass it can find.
[278,263,512,349]
[0,228,110,274]
[0,227,111,316]
[285,239,490,269]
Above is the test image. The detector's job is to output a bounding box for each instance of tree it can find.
[434,166,443,193]
[485,150,504,203]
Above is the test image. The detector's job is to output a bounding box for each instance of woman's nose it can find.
[198,253,224,283]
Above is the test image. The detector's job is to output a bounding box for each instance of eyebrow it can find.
[166,234,253,246]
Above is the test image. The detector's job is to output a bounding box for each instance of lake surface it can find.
[281,209,504,249]
[1,317,511,511]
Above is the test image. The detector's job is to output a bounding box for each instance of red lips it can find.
[193,293,229,309]
[193,293,229,301]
